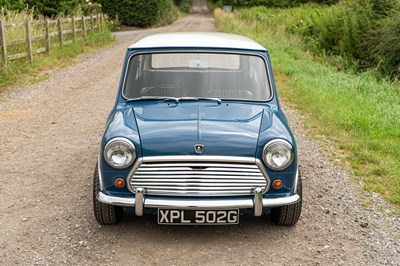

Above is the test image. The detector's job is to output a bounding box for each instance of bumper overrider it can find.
[97,156,301,217]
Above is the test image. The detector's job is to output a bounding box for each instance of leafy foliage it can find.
[209,0,338,8]
[174,0,191,13]
[0,0,26,10]
[369,11,400,79]
[0,0,101,16]
[99,0,177,27]
[1,0,184,27]
[214,0,399,79]
[25,0,80,16]
[285,0,400,80]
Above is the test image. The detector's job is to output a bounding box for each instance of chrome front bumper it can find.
[97,191,301,217]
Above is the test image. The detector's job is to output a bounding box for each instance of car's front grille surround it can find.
[128,157,269,196]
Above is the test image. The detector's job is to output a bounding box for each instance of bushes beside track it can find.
[99,0,179,27]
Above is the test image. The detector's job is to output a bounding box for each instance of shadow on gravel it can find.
[99,211,298,242]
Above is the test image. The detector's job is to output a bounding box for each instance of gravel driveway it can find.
[0,1,399,265]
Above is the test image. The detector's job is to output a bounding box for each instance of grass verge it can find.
[0,31,114,95]
[214,8,400,208]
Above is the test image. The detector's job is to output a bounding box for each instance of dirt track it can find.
[0,1,399,265]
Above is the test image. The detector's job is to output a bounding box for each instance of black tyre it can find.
[270,171,302,226]
[93,163,123,225]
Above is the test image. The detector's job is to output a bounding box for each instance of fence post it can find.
[58,18,63,46]
[72,16,76,42]
[26,20,33,62]
[99,14,102,32]
[0,20,7,66]
[45,19,50,53]
[96,14,100,32]
[90,14,94,32]
[82,16,87,41]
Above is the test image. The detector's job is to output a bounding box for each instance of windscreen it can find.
[123,52,271,101]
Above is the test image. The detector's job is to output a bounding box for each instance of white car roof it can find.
[129,32,267,51]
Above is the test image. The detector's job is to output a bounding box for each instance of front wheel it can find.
[270,170,302,226]
[93,163,123,225]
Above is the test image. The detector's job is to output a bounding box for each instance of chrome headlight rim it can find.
[103,137,136,169]
[262,139,294,171]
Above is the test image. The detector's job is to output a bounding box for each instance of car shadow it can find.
[109,210,297,242]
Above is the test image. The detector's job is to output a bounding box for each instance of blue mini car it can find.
[93,32,302,226]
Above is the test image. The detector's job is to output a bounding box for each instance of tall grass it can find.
[283,0,400,80]
[231,1,400,80]
[1,9,41,59]
[1,8,105,58]
[0,8,114,92]
[215,8,400,207]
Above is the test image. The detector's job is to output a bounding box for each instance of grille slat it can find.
[133,178,265,182]
[140,163,259,169]
[130,161,267,196]
[136,186,261,190]
[133,175,264,180]
[135,171,263,176]
[132,182,266,187]
[146,190,252,196]
[137,167,261,172]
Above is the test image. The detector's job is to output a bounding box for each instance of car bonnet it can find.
[131,102,268,157]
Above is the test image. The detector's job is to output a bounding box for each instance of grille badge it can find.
[194,144,204,154]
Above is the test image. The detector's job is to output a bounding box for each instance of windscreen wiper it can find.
[128,96,221,104]
[180,97,222,105]
[127,96,180,103]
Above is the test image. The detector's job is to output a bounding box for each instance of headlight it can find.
[263,139,294,170]
[104,137,136,169]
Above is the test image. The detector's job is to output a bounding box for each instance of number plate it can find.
[157,209,239,225]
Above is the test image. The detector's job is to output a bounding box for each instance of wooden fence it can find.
[0,13,105,66]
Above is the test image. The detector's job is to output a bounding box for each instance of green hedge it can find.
[0,0,83,17]
[369,11,400,79]
[286,0,400,80]
[0,0,26,11]
[174,0,191,13]
[99,0,176,27]
[209,0,338,8]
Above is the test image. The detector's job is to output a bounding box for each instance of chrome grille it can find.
[129,161,268,196]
